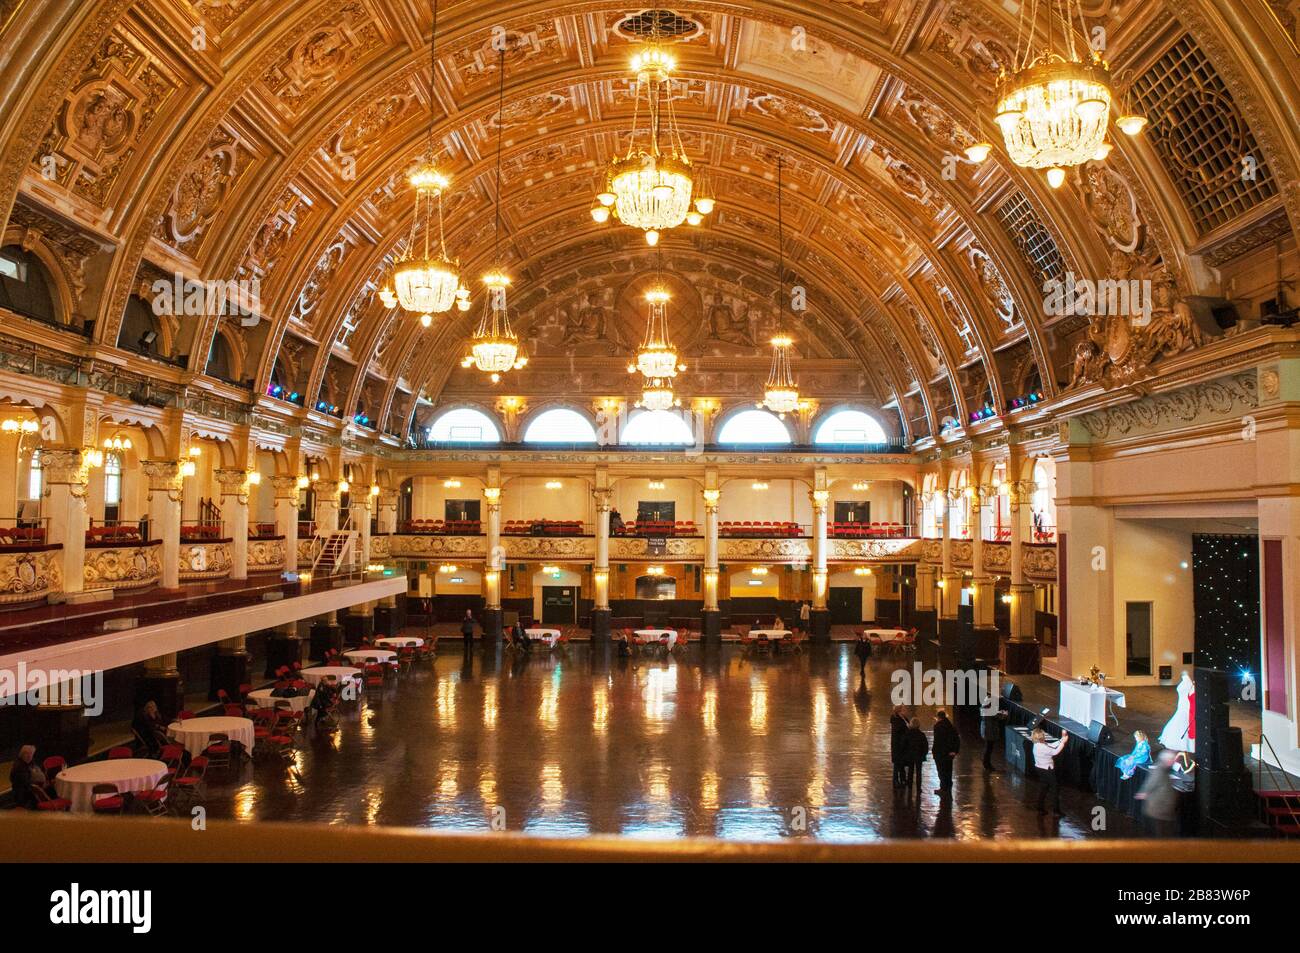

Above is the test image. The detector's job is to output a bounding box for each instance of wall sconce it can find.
[310,470,321,482]
[545,480,562,489]
[444,479,462,489]
[438,564,458,573]
[648,480,666,490]
[86,449,105,469]
[812,489,830,506]
[852,481,870,491]
[854,567,873,576]
[1,418,39,434]
[247,472,262,486]
[370,484,380,497]
[296,475,309,490]
[181,461,197,478]
[702,488,720,505]
[102,434,132,451]
[1001,593,1013,604]
[338,480,349,494]
[937,578,946,589]
[751,481,769,491]
[483,487,501,503]
[646,565,666,576]
[541,565,561,576]
[750,566,769,576]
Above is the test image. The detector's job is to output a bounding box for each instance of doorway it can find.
[1126,601,1152,676]
[834,501,869,524]
[637,500,675,523]
[828,587,863,625]
[445,499,481,521]
[542,586,576,625]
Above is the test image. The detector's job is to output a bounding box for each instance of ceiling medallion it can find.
[384,0,468,324]
[990,0,1146,187]
[759,157,800,418]
[590,27,714,244]
[462,49,527,384]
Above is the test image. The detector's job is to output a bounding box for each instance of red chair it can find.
[31,786,72,811]
[42,756,66,780]
[91,783,126,814]
[202,733,232,769]
[134,773,173,816]
[177,710,196,720]
[107,746,133,760]
[160,744,185,772]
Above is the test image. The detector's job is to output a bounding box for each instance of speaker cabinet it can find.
[1002,680,1023,703]
[1087,720,1113,746]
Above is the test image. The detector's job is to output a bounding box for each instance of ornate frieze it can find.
[0,548,60,604]
[1076,373,1258,441]
[179,541,232,581]
[83,543,160,590]
[247,537,286,573]
[1022,543,1058,582]
[828,538,922,561]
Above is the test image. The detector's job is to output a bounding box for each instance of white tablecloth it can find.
[750,629,789,640]
[525,628,561,647]
[167,717,255,758]
[247,688,315,712]
[635,629,677,649]
[54,759,168,813]
[344,649,396,663]
[300,666,362,688]
[1059,681,1126,727]
[375,637,423,649]
[863,628,907,642]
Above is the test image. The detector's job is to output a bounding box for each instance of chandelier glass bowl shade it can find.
[591,40,714,243]
[630,287,685,380]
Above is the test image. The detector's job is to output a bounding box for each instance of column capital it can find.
[592,487,613,513]
[142,460,185,495]
[379,487,400,507]
[214,468,251,503]
[809,488,830,510]
[702,488,720,512]
[312,480,341,504]
[484,486,503,513]
[270,475,302,500]
[40,447,94,489]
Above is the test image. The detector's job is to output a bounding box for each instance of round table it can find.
[863,628,907,642]
[749,629,789,640]
[300,666,362,688]
[343,649,396,664]
[635,629,678,649]
[247,688,316,712]
[375,636,423,649]
[54,759,168,813]
[524,628,561,647]
[167,717,255,759]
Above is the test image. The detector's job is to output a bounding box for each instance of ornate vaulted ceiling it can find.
[1,0,1295,445]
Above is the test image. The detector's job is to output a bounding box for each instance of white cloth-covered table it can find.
[54,759,167,813]
[247,688,315,712]
[635,629,677,649]
[344,648,396,663]
[749,629,789,640]
[1059,681,1126,727]
[524,628,561,647]
[167,717,254,758]
[300,666,362,688]
[375,637,423,649]
[862,628,907,642]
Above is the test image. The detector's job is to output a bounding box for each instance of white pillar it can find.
[43,448,91,596]
[810,489,829,612]
[377,488,398,535]
[592,488,611,612]
[703,490,720,612]
[313,481,340,534]
[350,497,371,568]
[271,476,300,572]
[215,468,250,581]
[970,486,996,632]
[143,460,183,589]
[1008,480,1036,643]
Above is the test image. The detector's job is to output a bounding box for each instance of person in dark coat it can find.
[903,717,929,794]
[853,632,873,681]
[931,709,960,798]
[132,700,170,755]
[890,705,910,788]
[460,610,476,648]
[980,695,1009,771]
[9,745,39,809]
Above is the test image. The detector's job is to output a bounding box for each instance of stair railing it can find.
[1257,733,1300,832]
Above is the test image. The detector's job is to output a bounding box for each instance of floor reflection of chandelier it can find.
[591,39,714,245]
[992,0,1145,187]
[391,0,466,324]
[461,50,527,384]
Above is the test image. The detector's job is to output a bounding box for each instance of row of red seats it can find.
[617,520,698,537]
[719,521,802,538]
[180,524,223,540]
[504,519,585,536]
[85,526,143,543]
[400,519,482,535]
[0,527,46,545]
[829,522,908,538]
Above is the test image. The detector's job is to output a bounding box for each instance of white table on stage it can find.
[375,637,423,649]
[749,629,790,640]
[54,759,168,813]
[246,688,316,712]
[343,648,396,664]
[525,628,561,647]
[167,716,255,759]
[862,628,907,642]
[1059,681,1126,727]
[300,666,362,688]
[635,628,677,649]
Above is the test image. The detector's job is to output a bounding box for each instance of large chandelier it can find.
[591,37,715,245]
[758,157,800,417]
[637,378,681,412]
[391,0,466,323]
[629,286,685,381]
[461,50,527,383]
[992,0,1145,187]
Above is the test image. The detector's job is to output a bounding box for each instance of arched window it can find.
[0,245,58,325]
[427,408,501,443]
[621,410,694,445]
[813,409,888,445]
[206,332,237,384]
[27,449,42,501]
[104,453,122,522]
[716,410,791,444]
[523,408,597,443]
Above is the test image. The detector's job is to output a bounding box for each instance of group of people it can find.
[889,707,961,799]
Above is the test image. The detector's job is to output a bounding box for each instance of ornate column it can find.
[1004,479,1041,674]
[349,494,372,568]
[42,448,91,597]
[271,476,300,572]
[482,484,504,641]
[969,484,998,662]
[313,480,340,534]
[939,488,963,650]
[701,487,722,641]
[210,633,251,700]
[142,460,183,589]
[591,487,612,642]
[214,468,250,581]
[377,487,399,535]
[135,652,182,723]
[809,487,831,642]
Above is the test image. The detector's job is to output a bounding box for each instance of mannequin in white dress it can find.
[1158,671,1195,752]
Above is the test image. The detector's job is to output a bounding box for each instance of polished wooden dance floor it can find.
[199,641,1142,841]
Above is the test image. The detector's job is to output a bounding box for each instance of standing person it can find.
[853,631,873,681]
[1135,750,1179,837]
[890,706,910,788]
[980,695,1008,772]
[1031,727,1069,815]
[931,710,960,798]
[460,610,476,649]
[799,601,810,634]
[903,717,929,795]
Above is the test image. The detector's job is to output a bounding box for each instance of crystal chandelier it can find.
[461,49,527,384]
[590,30,715,245]
[759,157,800,417]
[391,0,465,322]
[628,283,685,382]
[992,0,1144,187]
[636,378,681,412]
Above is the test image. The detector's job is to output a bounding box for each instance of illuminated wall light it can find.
[854,567,873,576]
[247,472,262,486]
[750,567,769,576]
[296,475,309,490]
[545,480,563,489]
[438,564,459,573]
[188,446,202,458]
[181,461,197,478]
[338,480,350,494]
[852,481,871,491]
[751,481,769,491]
[648,480,666,490]
[444,479,462,489]
[646,565,666,576]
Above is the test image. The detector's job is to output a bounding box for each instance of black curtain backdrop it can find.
[1191,534,1260,676]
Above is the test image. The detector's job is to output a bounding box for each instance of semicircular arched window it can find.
[523,408,598,443]
[621,410,694,445]
[427,408,501,443]
[716,409,792,444]
[0,245,58,326]
[813,409,888,445]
